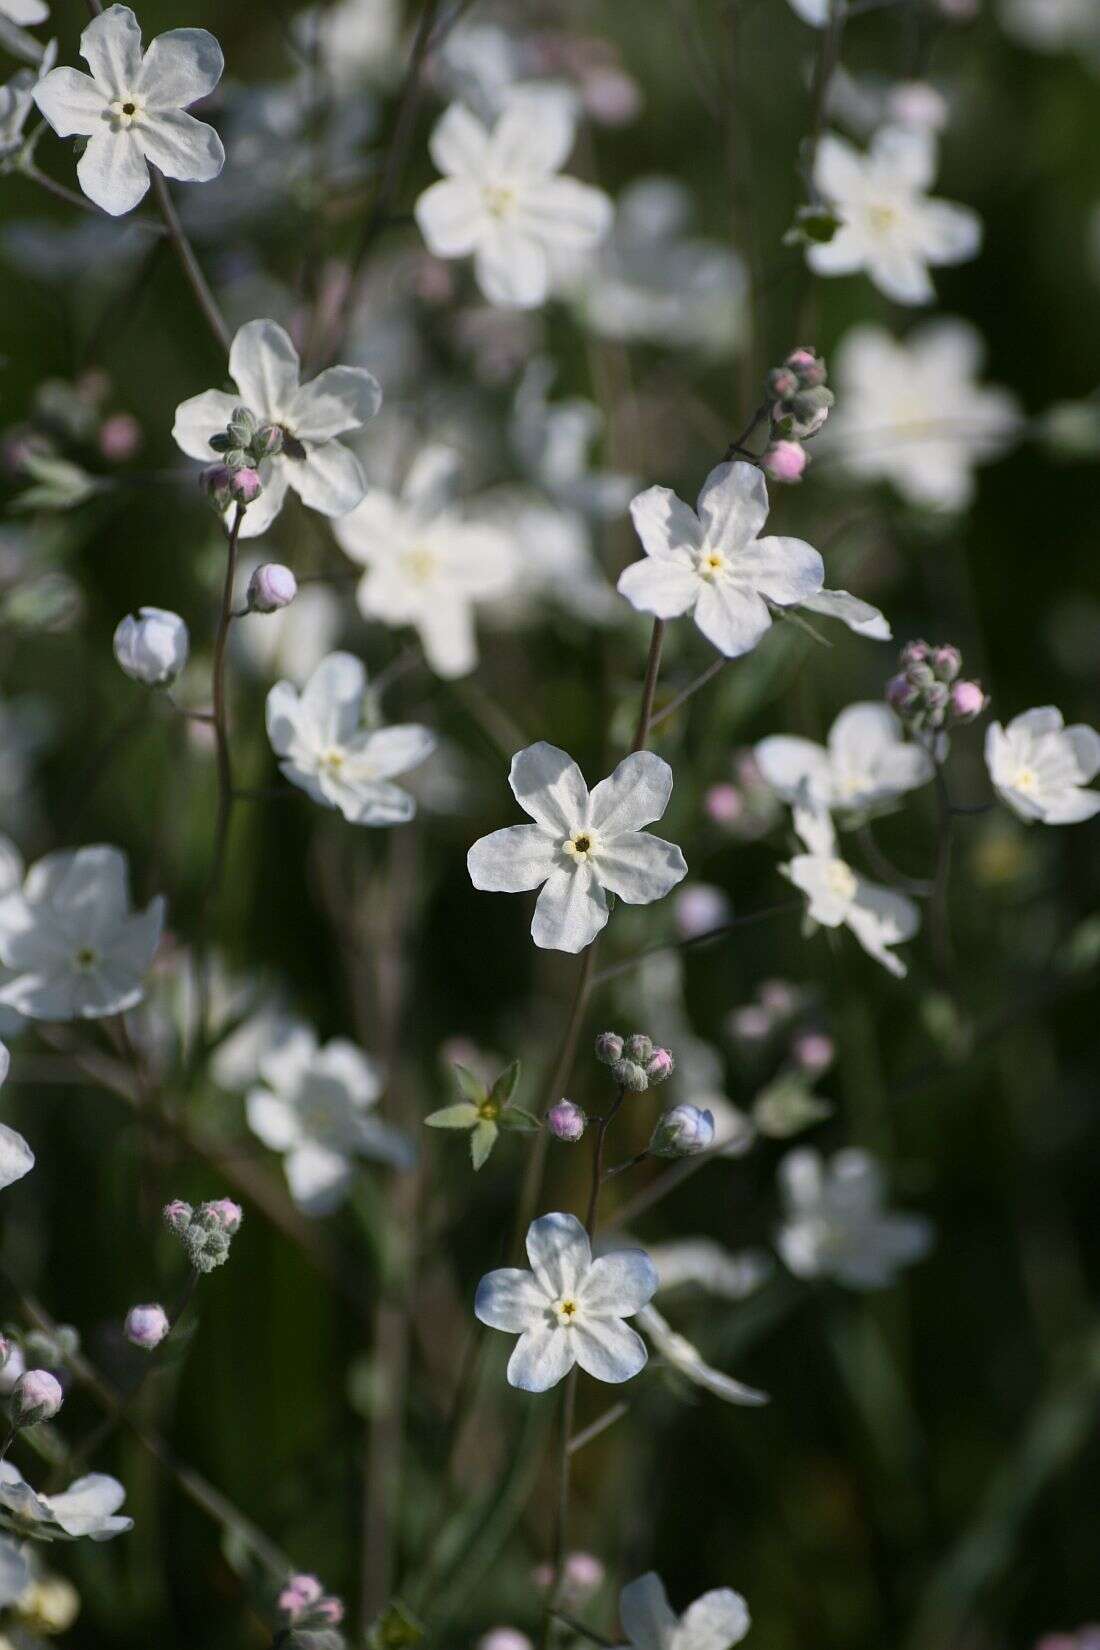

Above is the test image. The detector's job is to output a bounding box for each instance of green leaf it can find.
[470,1120,498,1170]
[452,1063,487,1104]
[498,1109,540,1134]
[490,1058,521,1107]
[424,1103,479,1130]
[782,206,841,247]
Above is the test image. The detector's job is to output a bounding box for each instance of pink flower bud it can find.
[761,441,808,483]
[729,1004,772,1042]
[644,1047,675,1085]
[229,467,263,505]
[767,367,799,401]
[899,639,931,668]
[594,1032,624,1065]
[786,347,817,372]
[791,1031,834,1074]
[13,1368,63,1424]
[204,1198,243,1234]
[760,979,798,1017]
[547,1100,586,1142]
[885,673,916,712]
[317,1599,345,1625]
[247,563,297,613]
[163,1199,193,1234]
[950,680,986,722]
[201,463,234,502]
[98,412,143,463]
[278,1575,324,1620]
[564,1551,605,1593]
[930,644,962,681]
[125,1303,170,1351]
[674,883,731,939]
[704,782,744,825]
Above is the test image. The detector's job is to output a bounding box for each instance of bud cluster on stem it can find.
[885,639,988,735]
[163,1198,243,1273]
[757,346,835,483]
[201,404,281,514]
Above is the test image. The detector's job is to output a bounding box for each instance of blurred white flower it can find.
[786,0,831,21]
[468,742,687,953]
[999,0,1100,70]
[482,493,618,624]
[824,321,1021,509]
[33,4,224,217]
[0,42,55,157]
[0,1464,132,1541]
[756,702,932,818]
[0,846,163,1020]
[636,1304,768,1407]
[0,1034,33,1191]
[808,126,981,304]
[246,1026,413,1214]
[511,358,634,521]
[619,462,824,659]
[415,92,612,308]
[613,1572,751,1650]
[113,606,189,687]
[475,1211,657,1391]
[333,445,514,679]
[781,801,919,977]
[985,707,1100,824]
[314,0,404,92]
[647,1239,772,1301]
[266,652,435,825]
[173,319,381,539]
[777,1147,932,1288]
[432,19,527,121]
[0,0,48,22]
[210,997,303,1092]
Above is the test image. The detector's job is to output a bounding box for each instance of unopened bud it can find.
[594,1032,624,1065]
[930,644,961,681]
[162,1199,193,1234]
[644,1047,675,1085]
[885,672,918,713]
[704,782,743,825]
[546,1100,586,1142]
[785,346,818,374]
[622,1033,653,1064]
[125,1303,171,1351]
[760,440,807,483]
[791,1031,834,1075]
[205,1198,243,1234]
[899,639,931,668]
[950,679,987,722]
[201,463,235,511]
[113,607,189,687]
[279,1575,324,1621]
[12,1368,63,1425]
[229,467,262,505]
[767,367,799,401]
[649,1104,715,1159]
[611,1058,649,1094]
[248,562,297,613]
[251,422,284,460]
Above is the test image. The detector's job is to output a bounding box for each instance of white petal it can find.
[693,581,771,658]
[629,485,703,561]
[80,5,142,98]
[489,89,576,177]
[77,128,149,216]
[517,176,613,249]
[402,444,461,514]
[284,441,366,518]
[589,750,673,835]
[674,1590,752,1650]
[617,555,700,619]
[532,863,608,952]
[806,226,868,276]
[580,1250,658,1317]
[870,124,935,189]
[135,27,223,108]
[245,1089,299,1151]
[137,108,224,185]
[299,651,367,746]
[416,177,486,256]
[290,366,381,442]
[507,1324,575,1392]
[468,825,557,893]
[2,0,49,21]
[595,833,687,906]
[784,853,849,927]
[429,101,490,180]
[754,736,832,804]
[1066,725,1100,782]
[696,461,769,548]
[802,587,891,639]
[474,1267,549,1331]
[171,388,241,462]
[0,1123,33,1190]
[739,535,824,604]
[866,247,935,306]
[526,1210,590,1296]
[32,67,108,138]
[474,223,549,308]
[356,724,434,781]
[814,131,864,204]
[47,1473,130,1539]
[284,1142,351,1214]
[229,319,300,421]
[572,1317,648,1383]
[619,1574,678,1650]
[919,198,982,265]
[508,742,588,833]
[416,601,478,679]
[235,465,289,537]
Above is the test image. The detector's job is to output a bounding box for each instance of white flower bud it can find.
[12,1368,64,1425]
[649,1104,716,1159]
[247,563,298,613]
[113,607,189,687]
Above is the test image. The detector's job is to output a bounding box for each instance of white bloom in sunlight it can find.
[647,1240,772,1302]
[0,0,49,25]
[32,4,224,217]
[636,1304,768,1408]
[333,445,514,679]
[0,43,55,158]
[777,1147,932,1289]
[266,652,435,826]
[619,462,824,659]
[173,319,382,540]
[415,92,613,308]
[315,0,403,92]
[825,322,1022,510]
[246,1026,413,1214]
[756,702,932,819]
[468,743,687,954]
[0,846,163,1021]
[475,1211,657,1391]
[781,801,919,978]
[808,126,981,304]
[0,1464,132,1542]
[511,358,635,521]
[985,707,1100,824]
[999,0,1100,71]
[613,1572,751,1650]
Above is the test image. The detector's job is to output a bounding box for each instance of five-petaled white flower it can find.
[266,652,435,826]
[467,742,687,954]
[0,846,163,1021]
[475,1211,658,1391]
[985,706,1100,824]
[246,1026,413,1215]
[612,1572,751,1650]
[780,801,919,977]
[333,445,514,679]
[808,126,981,305]
[32,4,225,218]
[173,319,381,539]
[618,462,826,659]
[776,1147,932,1289]
[824,321,1021,509]
[0,1463,132,1542]
[756,702,932,819]
[415,91,613,309]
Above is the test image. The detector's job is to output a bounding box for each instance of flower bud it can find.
[885,672,918,713]
[124,1303,170,1351]
[248,563,297,613]
[644,1047,675,1085]
[12,1368,63,1425]
[99,411,142,463]
[950,680,986,722]
[546,1100,586,1142]
[279,1575,324,1621]
[622,1033,653,1064]
[704,782,743,825]
[766,367,799,401]
[594,1032,624,1065]
[205,1198,243,1234]
[201,463,235,511]
[760,440,807,483]
[791,1030,834,1074]
[674,883,730,939]
[227,405,258,447]
[786,385,834,438]
[899,639,930,668]
[930,644,962,682]
[611,1058,649,1093]
[251,422,284,460]
[785,347,817,374]
[162,1199,193,1234]
[228,467,262,505]
[113,607,189,687]
[649,1104,715,1159]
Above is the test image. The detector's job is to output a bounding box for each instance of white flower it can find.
[113,606,189,686]
[0,846,164,1020]
[985,707,1100,824]
[0,1033,33,1190]
[781,802,919,977]
[776,1147,932,1289]
[266,652,435,826]
[415,91,613,309]
[333,445,514,679]
[756,702,932,819]
[511,359,635,521]
[647,1239,772,1301]
[315,0,404,92]
[468,742,687,954]
[475,1211,657,1391]
[32,4,225,218]
[173,319,381,539]
[0,1464,132,1542]
[999,0,1100,70]
[808,126,981,304]
[0,0,49,25]
[786,0,830,21]
[824,321,1021,509]
[619,462,824,659]
[613,1572,751,1650]
[0,42,56,158]
[635,1305,768,1408]
[246,1026,413,1214]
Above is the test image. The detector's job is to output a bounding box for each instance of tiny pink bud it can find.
[704,782,744,825]
[674,883,731,939]
[564,1551,605,1593]
[786,347,817,372]
[13,1368,63,1424]
[278,1575,324,1620]
[547,1100,586,1142]
[229,467,263,505]
[317,1599,345,1625]
[950,680,986,721]
[899,639,931,668]
[98,411,143,463]
[163,1199,193,1233]
[205,1198,243,1234]
[125,1303,170,1351]
[644,1047,675,1084]
[767,367,799,400]
[886,673,916,712]
[761,440,808,483]
[791,1031,835,1074]
[729,1005,772,1042]
[760,979,798,1017]
[201,463,234,501]
[930,644,962,681]
[247,562,297,613]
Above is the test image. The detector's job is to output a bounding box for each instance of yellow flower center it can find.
[477,1098,499,1121]
[553,1297,579,1327]
[403,545,438,583]
[563,830,598,863]
[1013,766,1038,793]
[825,859,857,901]
[321,748,345,772]
[484,183,517,218]
[697,548,728,580]
[868,202,899,235]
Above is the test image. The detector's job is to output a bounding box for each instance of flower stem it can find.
[630,619,666,754]
[148,169,231,355]
[929,753,956,984]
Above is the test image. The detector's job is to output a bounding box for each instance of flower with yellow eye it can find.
[985,707,1100,826]
[780,798,919,978]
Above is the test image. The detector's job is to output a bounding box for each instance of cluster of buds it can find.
[758,347,834,484]
[164,1198,243,1274]
[885,640,988,735]
[201,404,281,513]
[11,1368,64,1427]
[649,1103,716,1159]
[278,1574,345,1633]
[595,1032,674,1094]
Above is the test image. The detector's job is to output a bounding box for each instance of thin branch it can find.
[649,657,727,730]
[592,901,801,987]
[149,169,231,355]
[567,1402,629,1457]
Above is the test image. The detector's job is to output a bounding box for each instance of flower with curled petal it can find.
[780,799,919,978]
[756,702,932,820]
[985,706,1100,824]
[266,652,435,826]
[32,4,224,217]
[467,742,687,954]
[0,1463,132,1543]
[613,1572,751,1650]
[636,1305,768,1408]
[173,319,381,539]
[415,90,613,308]
[475,1211,657,1391]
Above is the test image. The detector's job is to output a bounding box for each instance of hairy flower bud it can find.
[649,1104,716,1159]
[226,405,258,448]
[228,467,262,505]
[889,640,984,734]
[125,1303,170,1351]
[205,1198,243,1234]
[201,463,235,512]
[279,1575,323,1621]
[611,1058,649,1093]
[930,644,962,681]
[248,563,297,613]
[767,367,799,401]
[622,1033,653,1064]
[162,1199,193,1234]
[546,1100,586,1142]
[113,607,189,687]
[12,1368,63,1425]
[251,422,284,460]
[644,1047,675,1084]
[594,1031,624,1065]
[761,440,807,483]
[950,679,987,722]
[168,1198,243,1272]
